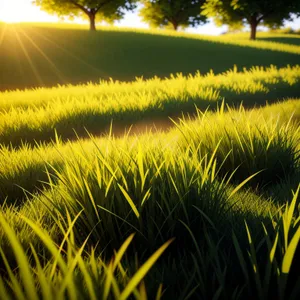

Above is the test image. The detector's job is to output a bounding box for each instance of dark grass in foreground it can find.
[0,100,299,299]
[0,143,299,299]
[0,23,300,91]
[0,188,299,300]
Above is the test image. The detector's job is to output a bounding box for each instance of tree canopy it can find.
[139,0,207,31]
[202,0,300,40]
[33,0,138,30]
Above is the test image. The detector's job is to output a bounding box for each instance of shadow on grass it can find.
[0,24,299,91]
[257,37,300,46]
[1,82,300,148]
[0,179,278,300]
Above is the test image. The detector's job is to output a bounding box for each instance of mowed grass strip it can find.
[0,65,300,147]
[1,23,300,91]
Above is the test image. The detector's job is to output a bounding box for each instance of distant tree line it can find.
[33,0,300,40]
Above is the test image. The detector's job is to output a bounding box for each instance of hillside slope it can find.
[1,23,300,91]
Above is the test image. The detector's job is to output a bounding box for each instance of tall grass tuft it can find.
[39,139,234,253]
[176,103,299,189]
[0,209,172,300]
[233,185,300,300]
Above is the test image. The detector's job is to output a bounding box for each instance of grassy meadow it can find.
[1,23,300,91]
[0,23,300,299]
[1,64,300,148]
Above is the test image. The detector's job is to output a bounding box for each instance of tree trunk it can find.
[250,21,257,40]
[172,22,178,31]
[89,13,96,31]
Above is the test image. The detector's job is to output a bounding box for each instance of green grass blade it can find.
[0,212,39,300]
[119,239,174,300]
[118,183,140,219]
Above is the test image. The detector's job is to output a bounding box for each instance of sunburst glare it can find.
[0,0,58,23]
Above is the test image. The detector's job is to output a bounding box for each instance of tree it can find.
[33,0,138,31]
[139,0,207,31]
[202,0,300,40]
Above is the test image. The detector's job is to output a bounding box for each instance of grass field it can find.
[1,23,300,91]
[1,64,300,148]
[0,23,300,300]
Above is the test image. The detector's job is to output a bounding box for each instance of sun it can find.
[0,8,23,23]
[0,0,58,24]
[0,0,31,23]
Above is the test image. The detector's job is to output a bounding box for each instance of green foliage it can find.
[202,0,300,39]
[139,0,207,30]
[33,0,137,29]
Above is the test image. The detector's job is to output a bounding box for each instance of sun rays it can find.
[27,25,109,76]
[18,27,67,84]
[0,0,59,24]
[0,23,110,90]
[0,23,7,47]
[11,25,44,86]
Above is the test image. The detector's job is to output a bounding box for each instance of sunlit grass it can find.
[0,108,299,297]
[0,24,299,299]
[0,65,299,148]
[1,98,298,204]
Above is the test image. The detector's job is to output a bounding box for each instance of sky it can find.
[0,0,300,35]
